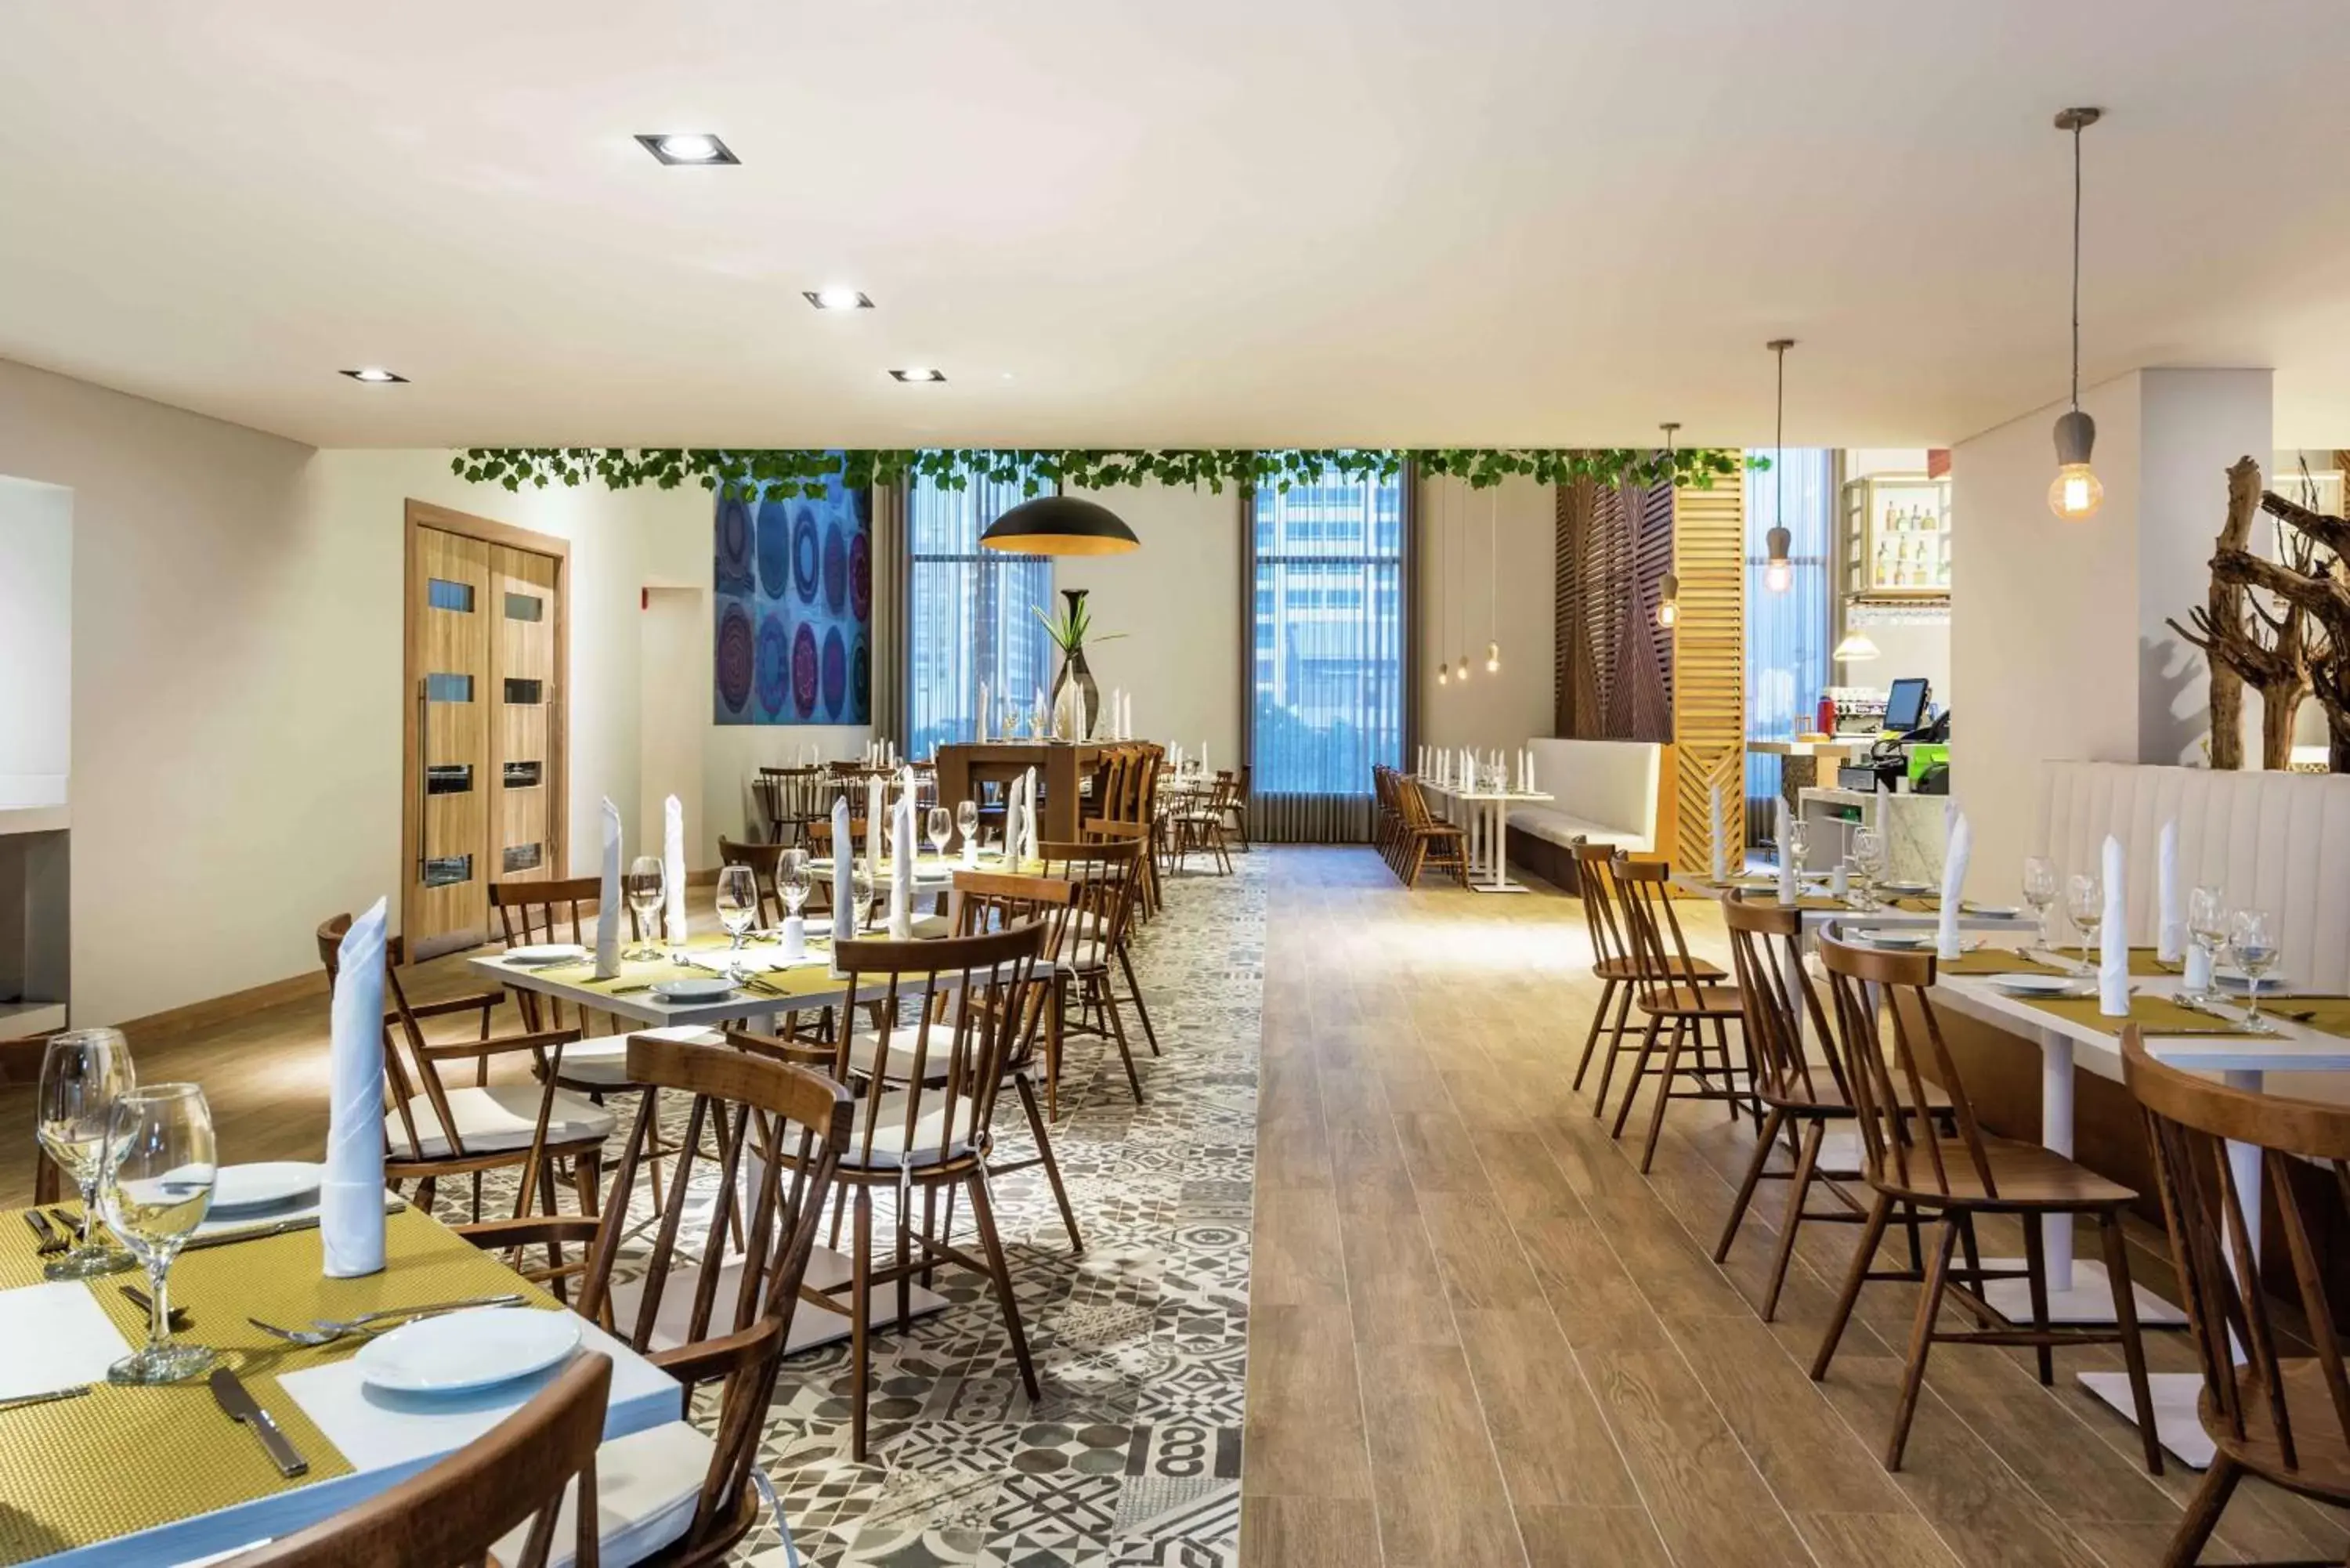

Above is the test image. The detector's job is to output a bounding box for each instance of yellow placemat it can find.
[1731,891,1852,912]
[0,1206,563,1563]
[2262,996,2350,1038]
[2012,992,2259,1038]
[1940,949,2074,977]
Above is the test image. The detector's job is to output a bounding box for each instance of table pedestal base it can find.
[1976,1258,2189,1328]
[2079,1370,2213,1468]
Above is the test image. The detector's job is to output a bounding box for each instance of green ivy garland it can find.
[449,446,1757,500]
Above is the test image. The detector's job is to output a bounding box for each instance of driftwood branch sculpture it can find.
[2210,529,2348,771]
[2164,457,2265,768]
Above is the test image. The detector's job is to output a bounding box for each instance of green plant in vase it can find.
[1034,589,1124,739]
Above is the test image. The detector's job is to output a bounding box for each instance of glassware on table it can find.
[1850,828,1886,911]
[623,855,666,960]
[777,849,812,919]
[927,806,953,858]
[2228,908,2281,1033]
[1784,819,1811,877]
[851,859,878,929]
[100,1083,218,1385]
[2022,856,2059,951]
[2064,873,2103,976]
[956,799,980,852]
[715,865,759,950]
[2186,885,2230,1000]
[34,1029,136,1281]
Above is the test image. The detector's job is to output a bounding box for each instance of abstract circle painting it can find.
[716,602,756,714]
[791,623,820,717]
[755,500,794,602]
[792,507,822,605]
[848,529,872,623]
[821,626,848,720]
[755,613,790,717]
[717,497,757,596]
[823,522,849,615]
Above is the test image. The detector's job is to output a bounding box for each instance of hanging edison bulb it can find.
[1656,570,1679,629]
[1437,659,1450,686]
[1485,641,1499,674]
[1763,525,1794,594]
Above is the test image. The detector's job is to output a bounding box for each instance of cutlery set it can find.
[246,1292,523,1347]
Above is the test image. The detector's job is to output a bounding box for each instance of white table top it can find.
[472,947,891,1028]
[1932,967,2350,1075]
[1674,875,2035,934]
[1414,778,1553,804]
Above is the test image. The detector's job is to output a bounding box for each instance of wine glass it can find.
[851,859,878,931]
[2229,909,2281,1032]
[2065,873,2103,975]
[36,1030,135,1280]
[1851,828,1885,911]
[1784,818,1811,878]
[101,1084,218,1384]
[927,806,953,858]
[778,848,812,920]
[956,799,979,853]
[2022,857,2059,952]
[2187,885,2230,1001]
[715,865,758,950]
[624,855,665,960]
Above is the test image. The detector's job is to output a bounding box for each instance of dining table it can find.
[0,1199,684,1567]
[1414,775,1553,894]
[1928,958,2350,1466]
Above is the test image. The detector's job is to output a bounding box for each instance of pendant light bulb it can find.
[1656,569,1679,629]
[2048,107,2103,522]
[1764,525,1794,594]
[1485,641,1500,674]
[1765,341,1795,594]
[1438,661,1450,686]
[1457,652,1470,681]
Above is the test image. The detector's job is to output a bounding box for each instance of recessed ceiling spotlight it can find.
[888,368,945,383]
[340,367,408,384]
[804,288,873,311]
[635,132,738,166]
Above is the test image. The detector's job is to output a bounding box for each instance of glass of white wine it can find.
[101,1083,218,1384]
[36,1029,136,1280]
[715,865,758,951]
[956,800,979,854]
[624,854,666,960]
[2022,857,2059,952]
[927,806,953,859]
[2229,909,2282,1035]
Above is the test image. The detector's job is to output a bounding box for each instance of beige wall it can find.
[1417,475,1556,749]
[1058,482,1245,764]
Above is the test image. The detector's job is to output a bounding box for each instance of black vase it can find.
[1047,588,1101,738]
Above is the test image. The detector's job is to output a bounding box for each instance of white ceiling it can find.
[5,0,2350,451]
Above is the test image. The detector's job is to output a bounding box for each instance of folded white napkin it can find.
[889,791,915,940]
[2157,818,2185,962]
[865,775,884,873]
[1937,813,1971,960]
[2099,833,2129,1017]
[978,681,991,742]
[1709,782,1727,883]
[1776,797,1797,906]
[0,1283,129,1398]
[1002,775,1023,867]
[663,795,687,947]
[595,800,622,979]
[1021,766,1041,862]
[831,797,855,937]
[324,896,389,1278]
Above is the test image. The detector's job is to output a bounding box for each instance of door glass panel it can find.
[421,854,474,887]
[504,678,544,705]
[504,593,544,621]
[503,761,543,788]
[425,673,474,702]
[427,579,476,612]
[501,843,544,873]
[425,764,474,795]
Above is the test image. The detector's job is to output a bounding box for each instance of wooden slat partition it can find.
[1668,476,1745,872]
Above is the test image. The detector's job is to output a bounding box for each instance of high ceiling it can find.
[5,1,2350,451]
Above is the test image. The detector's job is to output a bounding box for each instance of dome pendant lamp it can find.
[2048,107,2105,521]
[1763,340,1795,594]
[978,494,1141,555]
[1655,422,1681,629]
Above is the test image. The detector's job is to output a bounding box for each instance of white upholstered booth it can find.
[1509,739,1665,853]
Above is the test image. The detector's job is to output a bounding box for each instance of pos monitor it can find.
[1883,677,1931,735]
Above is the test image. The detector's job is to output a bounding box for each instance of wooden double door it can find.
[402,502,569,958]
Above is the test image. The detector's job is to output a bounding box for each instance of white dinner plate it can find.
[1878,880,1932,897]
[506,943,588,966]
[1969,904,2023,919]
[1988,973,2091,996]
[355,1306,580,1395]
[649,977,735,1003]
[1855,929,1933,949]
[2215,970,2292,995]
[208,1162,321,1211]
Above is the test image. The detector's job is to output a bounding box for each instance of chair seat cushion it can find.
[396,1084,616,1160]
[489,1418,711,1568]
[841,1086,983,1169]
[557,1025,727,1087]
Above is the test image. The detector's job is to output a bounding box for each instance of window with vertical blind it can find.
[1744,448,1834,835]
[906,473,1054,757]
[1246,468,1407,841]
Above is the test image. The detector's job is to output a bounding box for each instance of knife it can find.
[209,1367,307,1477]
[183,1198,409,1252]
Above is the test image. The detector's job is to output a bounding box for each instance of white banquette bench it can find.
[1508,739,1666,854]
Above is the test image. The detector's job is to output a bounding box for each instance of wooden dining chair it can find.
[1606,858,1754,1172]
[1808,936,2160,1472]
[1037,833,1155,1109]
[316,915,610,1236]
[1078,818,1162,1057]
[1712,897,1957,1322]
[455,1035,851,1568]
[224,1352,612,1568]
[1568,841,1723,1122]
[1393,775,1470,888]
[716,836,788,926]
[790,923,1054,1459]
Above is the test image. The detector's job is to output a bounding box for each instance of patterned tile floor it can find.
[728,857,1265,1568]
[435,858,1264,1566]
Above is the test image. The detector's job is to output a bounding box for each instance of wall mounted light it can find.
[2048,107,2105,520]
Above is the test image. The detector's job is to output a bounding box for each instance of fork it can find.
[246,1292,524,1346]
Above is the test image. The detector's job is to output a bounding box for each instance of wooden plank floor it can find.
[1238,847,2350,1568]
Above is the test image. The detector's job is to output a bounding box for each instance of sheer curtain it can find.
[1744,448,1833,841]
[1246,466,1408,841]
[906,471,1054,757]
